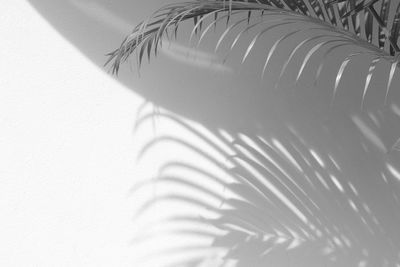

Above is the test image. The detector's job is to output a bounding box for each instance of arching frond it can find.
[107,1,377,71]
[132,105,400,266]
[106,0,400,106]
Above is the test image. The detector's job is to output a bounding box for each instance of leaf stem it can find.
[367,5,400,53]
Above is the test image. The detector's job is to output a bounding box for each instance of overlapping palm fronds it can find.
[131,104,400,266]
[105,0,400,106]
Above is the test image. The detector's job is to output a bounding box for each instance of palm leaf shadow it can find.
[113,2,400,266]
[130,104,400,267]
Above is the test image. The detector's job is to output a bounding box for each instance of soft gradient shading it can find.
[2,0,400,266]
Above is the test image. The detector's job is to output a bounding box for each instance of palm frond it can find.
[106,0,400,69]
[132,105,400,266]
[106,0,400,106]
[328,0,400,51]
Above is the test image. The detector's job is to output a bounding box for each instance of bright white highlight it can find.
[351,115,386,153]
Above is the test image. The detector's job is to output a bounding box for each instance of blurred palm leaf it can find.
[131,105,400,266]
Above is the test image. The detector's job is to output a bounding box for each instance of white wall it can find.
[1,2,232,266]
[3,1,400,267]
[0,2,145,266]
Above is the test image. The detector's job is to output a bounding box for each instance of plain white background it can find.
[0,2,145,266]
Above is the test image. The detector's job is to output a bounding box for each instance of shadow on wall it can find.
[26,0,400,134]
[132,105,400,267]
[26,1,400,266]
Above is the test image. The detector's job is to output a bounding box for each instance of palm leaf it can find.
[132,106,400,266]
[106,0,400,106]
